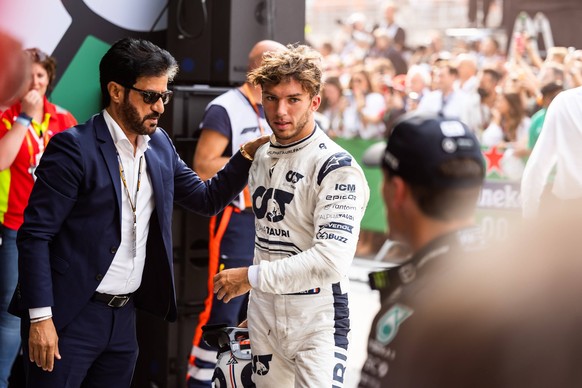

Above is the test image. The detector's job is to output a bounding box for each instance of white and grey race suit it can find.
[247,127,370,387]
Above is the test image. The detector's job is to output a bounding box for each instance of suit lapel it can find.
[144,145,165,221]
[94,114,122,214]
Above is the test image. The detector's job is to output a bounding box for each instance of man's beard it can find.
[269,107,312,143]
[477,88,489,98]
[119,99,160,137]
[294,107,311,137]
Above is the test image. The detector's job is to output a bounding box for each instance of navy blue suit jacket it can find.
[9,113,251,330]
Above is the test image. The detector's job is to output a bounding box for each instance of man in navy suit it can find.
[8,37,267,387]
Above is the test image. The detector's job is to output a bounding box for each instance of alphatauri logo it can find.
[286,170,304,184]
[253,186,294,222]
[252,354,273,376]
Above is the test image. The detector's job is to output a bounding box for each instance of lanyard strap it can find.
[32,113,51,140]
[241,83,265,136]
[24,113,52,168]
[24,130,36,168]
[117,152,143,258]
[117,153,143,214]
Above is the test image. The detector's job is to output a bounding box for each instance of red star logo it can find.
[483,146,504,174]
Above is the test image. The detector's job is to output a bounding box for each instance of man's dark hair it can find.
[395,158,484,221]
[99,37,178,108]
[482,67,502,83]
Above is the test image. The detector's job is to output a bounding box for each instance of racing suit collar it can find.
[412,226,483,270]
[267,124,321,159]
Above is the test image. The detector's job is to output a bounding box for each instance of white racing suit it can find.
[247,127,370,387]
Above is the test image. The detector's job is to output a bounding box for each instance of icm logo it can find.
[335,183,356,192]
[253,186,294,222]
[252,354,273,376]
[286,170,304,184]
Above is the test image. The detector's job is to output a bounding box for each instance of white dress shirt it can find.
[30,110,155,319]
[416,89,469,122]
[481,117,531,148]
[97,110,155,294]
[521,87,582,218]
[342,92,386,139]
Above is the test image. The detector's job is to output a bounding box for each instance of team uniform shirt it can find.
[194,88,271,257]
[0,97,77,230]
[198,88,270,211]
[247,126,370,387]
[358,228,484,388]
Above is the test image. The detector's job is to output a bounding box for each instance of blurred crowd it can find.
[314,1,582,156]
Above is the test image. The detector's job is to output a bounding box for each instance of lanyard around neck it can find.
[241,83,265,136]
[24,113,51,168]
[117,153,143,214]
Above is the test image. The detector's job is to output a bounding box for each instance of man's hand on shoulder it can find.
[29,318,61,372]
[242,135,270,160]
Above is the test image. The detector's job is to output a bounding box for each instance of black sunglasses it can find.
[126,85,173,105]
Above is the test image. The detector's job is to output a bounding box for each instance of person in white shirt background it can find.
[521,86,582,218]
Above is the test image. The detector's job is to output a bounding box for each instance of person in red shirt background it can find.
[0,47,77,387]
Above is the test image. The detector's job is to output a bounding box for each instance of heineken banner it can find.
[338,139,525,241]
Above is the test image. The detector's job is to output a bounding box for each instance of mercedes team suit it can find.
[358,228,484,388]
[187,88,271,387]
[247,127,370,387]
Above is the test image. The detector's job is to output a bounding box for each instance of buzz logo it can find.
[286,170,305,184]
[252,354,273,376]
[375,304,413,345]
